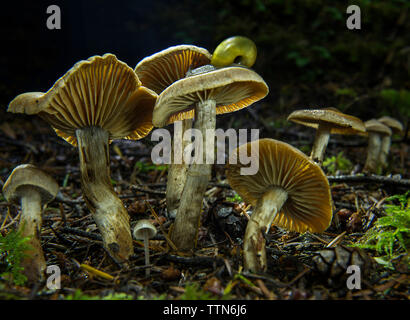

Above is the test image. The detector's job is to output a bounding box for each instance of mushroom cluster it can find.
[8,54,157,264]
[2,164,58,282]
[287,107,366,164]
[151,37,269,251]
[226,139,332,272]
[4,35,404,282]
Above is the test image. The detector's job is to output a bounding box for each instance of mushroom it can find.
[133,219,157,277]
[377,116,404,170]
[2,164,59,282]
[363,119,392,173]
[7,54,158,263]
[226,139,332,272]
[287,108,366,164]
[153,67,269,251]
[135,45,212,217]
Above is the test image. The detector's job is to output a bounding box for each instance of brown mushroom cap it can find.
[2,164,59,205]
[152,66,269,127]
[365,119,392,136]
[287,108,366,135]
[135,45,212,95]
[226,139,332,233]
[8,54,158,146]
[378,116,403,134]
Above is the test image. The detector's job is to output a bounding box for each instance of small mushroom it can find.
[135,45,212,217]
[133,219,157,277]
[377,116,403,170]
[153,66,268,251]
[226,139,332,273]
[287,108,366,164]
[2,164,59,282]
[8,54,158,263]
[363,119,392,173]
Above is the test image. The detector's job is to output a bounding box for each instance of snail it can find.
[186,36,257,77]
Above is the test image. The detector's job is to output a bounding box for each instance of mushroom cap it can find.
[8,54,158,146]
[2,164,59,205]
[226,139,332,233]
[287,108,366,135]
[135,45,212,95]
[152,66,269,127]
[378,116,403,134]
[364,119,392,136]
[133,219,157,240]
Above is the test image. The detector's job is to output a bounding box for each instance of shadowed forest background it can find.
[1,0,409,125]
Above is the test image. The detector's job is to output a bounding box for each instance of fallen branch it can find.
[215,174,410,189]
[156,253,225,267]
[327,174,410,187]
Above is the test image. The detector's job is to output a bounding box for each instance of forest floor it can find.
[0,110,409,300]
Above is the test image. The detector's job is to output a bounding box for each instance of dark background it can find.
[0,0,409,126]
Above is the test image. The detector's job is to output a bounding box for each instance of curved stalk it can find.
[19,188,46,282]
[166,119,193,216]
[310,122,331,164]
[364,132,382,173]
[171,100,216,251]
[76,126,133,263]
[244,187,288,273]
[142,230,150,277]
[379,135,391,170]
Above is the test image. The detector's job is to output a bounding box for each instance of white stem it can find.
[310,122,331,164]
[166,119,193,216]
[364,132,381,173]
[76,126,133,263]
[19,188,46,282]
[379,135,391,170]
[243,187,288,273]
[171,99,216,251]
[144,231,150,277]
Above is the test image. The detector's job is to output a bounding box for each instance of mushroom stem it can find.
[19,188,46,281]
[143,230,150,277]
[243,187,288,273]
[310,122,331,164]
[166,119,193,216]
[171,99,216,251]
[364,132,382,173]
[379,135,391,170]
[76,126,133,263]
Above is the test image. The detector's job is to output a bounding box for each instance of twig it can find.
[326,231,347,248]
[156,253,225,267]
[131,185,166,196]
[60,226,102,241]
[145,201,178,251]
[327,175,410,187]
[217,175,410,189]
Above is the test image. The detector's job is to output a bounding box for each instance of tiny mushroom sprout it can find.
[133,219,157,277]
[363,119,392,174]
[226,139,333,273]
[153,65,269,251]
[7,54,158,263]
[287,107,366,164]
[377,116,404,170]
[2,164,59,282]
[135,45,212,217]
